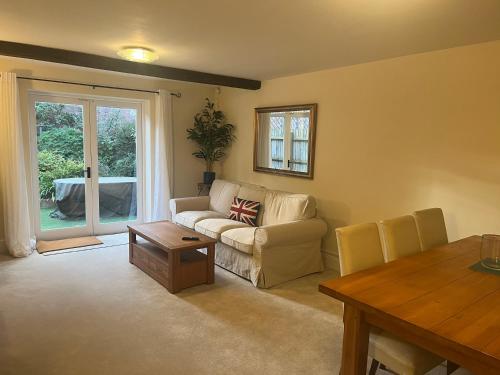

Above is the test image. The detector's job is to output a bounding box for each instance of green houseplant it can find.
[187,98,235,184]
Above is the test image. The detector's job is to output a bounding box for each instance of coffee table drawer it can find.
[130,242,169,288]
[130,241,210,292]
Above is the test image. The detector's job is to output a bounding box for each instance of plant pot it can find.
[203,171,216,185]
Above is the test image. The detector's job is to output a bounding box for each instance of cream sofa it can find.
[169,179,327,288]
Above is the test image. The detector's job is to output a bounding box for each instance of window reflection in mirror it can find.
[254,104,316,179]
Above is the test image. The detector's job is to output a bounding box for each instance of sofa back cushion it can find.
[262,190,316,226]
[209,179,240,215]
[237,184,267,226]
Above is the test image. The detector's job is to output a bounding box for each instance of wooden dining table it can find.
[319,236,500,374]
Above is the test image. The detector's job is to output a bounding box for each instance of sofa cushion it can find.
[228,197,261,227]
[221,228,256,255]
[209,180,240,215]
[194,218,250,240]
[237,184,267,226]
[262,190,317,225]
[174,210,225,229]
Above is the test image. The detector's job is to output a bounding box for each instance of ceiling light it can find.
[117,47,159,63]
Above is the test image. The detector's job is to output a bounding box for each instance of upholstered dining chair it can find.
[379,215,422,262]
[413,208,448,251]
[336,223,444,375]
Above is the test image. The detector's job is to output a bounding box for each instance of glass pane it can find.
[270,115,285,169]
[96,106,138,223]
[35,101,86,230]
[290,112,309,172]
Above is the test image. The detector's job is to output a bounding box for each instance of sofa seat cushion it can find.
[221,227,256,255]
[194,218,250,240]
[174,210,225,229]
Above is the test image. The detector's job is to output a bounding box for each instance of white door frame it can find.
[29,90,146,240]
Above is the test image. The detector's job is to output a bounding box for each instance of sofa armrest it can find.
[254,218,328,248]
[169,196,210,217]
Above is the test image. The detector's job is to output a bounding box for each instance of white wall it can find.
[219,40,500,270]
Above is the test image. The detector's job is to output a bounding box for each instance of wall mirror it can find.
[254,104,317,179]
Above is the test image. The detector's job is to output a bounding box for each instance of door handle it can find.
[85,167,91,178]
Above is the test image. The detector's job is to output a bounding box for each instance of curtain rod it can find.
[16,76,182,97]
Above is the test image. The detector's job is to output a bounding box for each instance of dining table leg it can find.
[341,304,370,374]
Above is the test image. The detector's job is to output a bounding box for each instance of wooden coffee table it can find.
[128,221,217,293]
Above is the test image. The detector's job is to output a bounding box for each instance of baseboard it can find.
[321,250,340,272]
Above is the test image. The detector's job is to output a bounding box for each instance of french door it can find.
[30,93,143,240]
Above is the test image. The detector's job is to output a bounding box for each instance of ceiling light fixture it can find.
[117,47,159,63]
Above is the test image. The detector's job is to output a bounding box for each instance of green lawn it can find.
[40,207,85,230]
[40,207,136,231]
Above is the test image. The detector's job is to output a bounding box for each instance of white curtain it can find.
[145,89,174,222]
[258,113,271,168]
[0,72,35,257]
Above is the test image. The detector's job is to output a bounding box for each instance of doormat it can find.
[36,236,103,254]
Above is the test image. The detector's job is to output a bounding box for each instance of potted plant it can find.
[187,98,236,184]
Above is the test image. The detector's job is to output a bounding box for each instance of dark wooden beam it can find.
[0,40,261,90]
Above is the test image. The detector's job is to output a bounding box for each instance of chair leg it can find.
[447,361,459,375]
[369,359,380,375]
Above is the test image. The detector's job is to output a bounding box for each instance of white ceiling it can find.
[2,0,500,80]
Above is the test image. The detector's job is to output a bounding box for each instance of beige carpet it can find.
[36,236,103,254]
[0,241,469,375]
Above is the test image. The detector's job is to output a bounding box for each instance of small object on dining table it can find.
[182,236,200,241]
[469,261,500,276]
[480,234,500,271]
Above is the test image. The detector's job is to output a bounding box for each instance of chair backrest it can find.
[413,208,448,251]
[379,215,421,262]
[336,223,385,276]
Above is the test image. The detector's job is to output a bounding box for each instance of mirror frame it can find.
[253,103,317,179]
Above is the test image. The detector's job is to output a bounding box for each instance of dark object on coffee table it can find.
[182,236,200,241]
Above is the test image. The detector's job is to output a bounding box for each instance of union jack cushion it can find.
[228,197,261,227]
